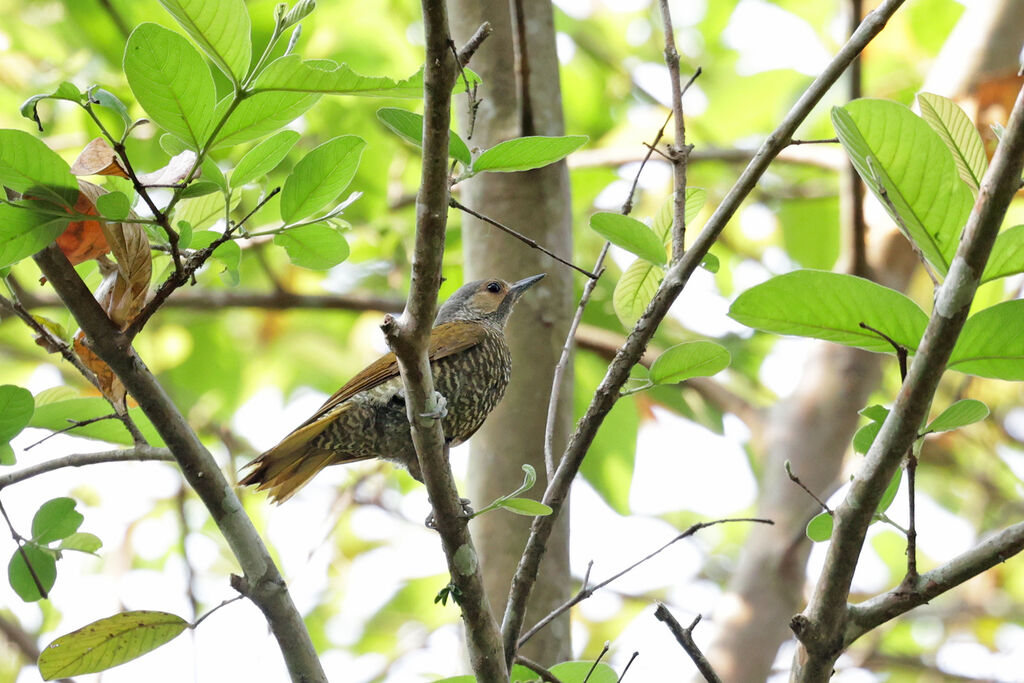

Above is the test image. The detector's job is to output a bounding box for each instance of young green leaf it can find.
[549,661,619,683]
[174,189,241,231]
[649,341,731,384]
[177,180,222,199]
[87,88,133,131]
[230,130,300,188]
[0,129,80,208]
[252,55,429,98]
[700,252,720,273]
[124,23,216,148]
[589,213,666,265]
[8,545,56,602]
[917,92,988,192]
[200,156,227,191]
[59,532,103,554]
[29,392,165,447]
[833,99,973,275]
[274,224,350,270]
[279,136,366,223]
[949,299,1024,380]
[860,404,890,422]
[613,258,663,328]
[157,0,251,82]
[0,384,34,443]
[210,89,322,149]
[853,420,882,454]
[472,135,588,173]
[925,399,989,434]
[95,191,132,220]
[32,497,84,544]
[728,270,928,353]
[376,108,472,166]
[498,498,553,517]
[806,512,833,542]
[38,611,189,679]
[20,82,83,131]
[981,225,1024,283]
[651,187,707,244]
[0,443,13,466]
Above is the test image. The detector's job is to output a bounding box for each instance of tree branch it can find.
[500,2,909,665]
[31,244,326,683]
[791,81,1024,681]
[654,607,721,683]
[0,446,173,489]
[381,3,506,680]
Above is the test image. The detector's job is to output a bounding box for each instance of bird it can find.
[239,273,546,503]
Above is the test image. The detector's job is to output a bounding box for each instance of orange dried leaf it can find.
[70,138,129,178]
[73,331,127,412]
[55,184,109,265]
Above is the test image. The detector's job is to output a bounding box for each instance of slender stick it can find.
[654,607,721,683]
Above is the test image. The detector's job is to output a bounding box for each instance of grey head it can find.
[434,273,546,327]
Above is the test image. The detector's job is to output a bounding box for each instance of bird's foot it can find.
[419,391,448,420]
[423,498,474,529]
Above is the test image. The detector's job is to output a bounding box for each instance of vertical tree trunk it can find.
[449,0,574,665]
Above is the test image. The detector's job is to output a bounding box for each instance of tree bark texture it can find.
[449,0,574,665]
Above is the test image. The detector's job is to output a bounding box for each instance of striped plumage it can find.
[240,274,544,502]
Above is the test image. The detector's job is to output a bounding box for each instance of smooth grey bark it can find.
[449,0,574,665]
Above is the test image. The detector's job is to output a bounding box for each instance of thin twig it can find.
[515,655,564,683]
[519,518,773,647]
[616,652,640,682]
[0,447,174,489]
[654,607,721,683]
[858,322,908,379]
[584,642,611,683]
[23,413,121,450]
[449,197,599,279]
[190,595,245,630]
[0,497,47,599]
[789,137,840,145]
[785,461,833,514]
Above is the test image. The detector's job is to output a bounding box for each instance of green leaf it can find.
[949,300,1024,379]
[853,420,882,454]
[174,188,241,231]
[29,391,165,447]
[981,225,1024,283]
[0,203,71,269]
[589,213,666,265]
[59,532,103,554]
[0,443,14,466]
[95,191,132,220]
[200,156,227,191]
[279,136,366,223]
[549,661,618,683]
[38,611,189,679]
[778,197,840,270]
[0,129,79,208]
[123,23,216,148]
[87,88,133,131]
[177,180,222,199]
[375,108,472,166]
[700,252,720,273]
[0,384,34,443]
[806,512,833,542]
[917,92,988,192]
[877,470,902,515]
[252,55,428,98]
[728,270,929,353]
[20,82,83,131]
[498,498,553,516]
[279,0,316,29]
[230,130,300,188]
[157,0,251,82]
[8,544,56,602]
[472,135,588,173]
[860,404,889,421]
[613,258,663,328]
[833,99,973,275]
[925,399,989,434]
[212,90,321,149]
[651,187,707,244]
[649,341,731,384]
[32,497,84,544]
[273,224,350,269]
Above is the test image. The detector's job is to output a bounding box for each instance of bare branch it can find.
[0,446,173,489]
[654,607,721,683]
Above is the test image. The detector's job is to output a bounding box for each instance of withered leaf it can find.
[55,182,109,265]
[70,138,129,178]
[73,331,127,412]
[137,150,199,187]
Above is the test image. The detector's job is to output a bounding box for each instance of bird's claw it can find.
[419,391,448,420]
[423,497,474,529]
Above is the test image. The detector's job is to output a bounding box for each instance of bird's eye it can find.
[486,281,502,294]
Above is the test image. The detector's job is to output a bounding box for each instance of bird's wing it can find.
[293,321,487,429]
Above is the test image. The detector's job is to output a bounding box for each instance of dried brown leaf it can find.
[55,182,110,265]
[70,138,129,178]
[73,331,127,412]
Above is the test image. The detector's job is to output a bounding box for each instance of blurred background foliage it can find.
[3,0,1024,681]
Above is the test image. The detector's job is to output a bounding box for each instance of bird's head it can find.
[435,273,546,327]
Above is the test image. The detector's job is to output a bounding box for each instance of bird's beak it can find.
[509,273,546,298]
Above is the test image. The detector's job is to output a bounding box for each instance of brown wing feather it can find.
[239,321,487,502]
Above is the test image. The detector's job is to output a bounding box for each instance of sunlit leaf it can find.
[0,204,69,270]
[806,512,833,542]
[8,545,56,602]
[252,55,427,98]
[280,136,365,223]
[949,300,1024,379]
[472,135,588,173]
[38,611,189,679]
[590,213,666,265]
[0,385,34,443]
[549,661,618,683]
[0,130,79,208]
[21,82,83,132]
[273,224,350,269]
[918,92,988,192]
[649,341,731,384]
[59,532,103,554]
[157,0,251,81]
[981,225,1024,283]
[32,498,84,544]
[925,399,989,434]
[876,470,902,515]
[651,187,707,244]
[376,108,472,166]
[230,130,300,188]
[498,498,552,516]
[728,270,928,353]
[613,258,663,328]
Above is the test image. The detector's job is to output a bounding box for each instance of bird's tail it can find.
[239,419,339,503]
